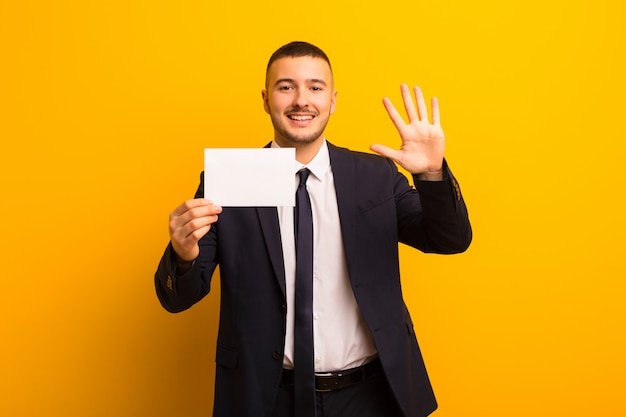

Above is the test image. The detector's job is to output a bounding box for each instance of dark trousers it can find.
[271,371,405,417]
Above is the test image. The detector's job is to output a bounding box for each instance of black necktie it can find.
[294,168,316,416]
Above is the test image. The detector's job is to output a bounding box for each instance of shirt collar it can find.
[271,139,331,181]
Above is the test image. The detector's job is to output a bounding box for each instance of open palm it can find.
[370,84,445,177]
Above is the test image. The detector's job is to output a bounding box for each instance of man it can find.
[155,41,471,417]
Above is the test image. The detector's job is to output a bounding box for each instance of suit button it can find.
[272,351,282,360]
[280,304,286,312]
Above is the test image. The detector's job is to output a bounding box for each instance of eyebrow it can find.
[274,78,328,87]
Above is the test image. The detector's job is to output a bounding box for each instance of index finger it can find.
[382,97,406,130]
[172,198,215,216]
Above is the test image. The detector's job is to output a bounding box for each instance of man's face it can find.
[263,56,337,147]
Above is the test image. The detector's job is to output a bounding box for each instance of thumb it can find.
[370,144,401,161]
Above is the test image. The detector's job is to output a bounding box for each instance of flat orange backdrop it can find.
[2,1,625,416]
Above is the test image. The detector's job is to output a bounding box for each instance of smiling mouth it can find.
[288,114,315,121]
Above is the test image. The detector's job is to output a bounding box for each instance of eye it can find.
[311,86,323,91]
[278,85,293,91]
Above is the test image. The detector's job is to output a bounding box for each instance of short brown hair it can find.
[266,41,332,80]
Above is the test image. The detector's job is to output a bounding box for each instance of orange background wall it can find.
[2,1,625,416]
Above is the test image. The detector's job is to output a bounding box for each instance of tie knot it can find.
[297,168,310,186]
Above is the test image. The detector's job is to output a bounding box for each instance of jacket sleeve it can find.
[395,159,472,254]
[154,172,219,313]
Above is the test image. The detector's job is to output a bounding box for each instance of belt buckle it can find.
[314,372,341,392]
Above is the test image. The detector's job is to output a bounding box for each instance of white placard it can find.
[204,148,296,207]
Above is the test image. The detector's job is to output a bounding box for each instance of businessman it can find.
[155,41,472,417]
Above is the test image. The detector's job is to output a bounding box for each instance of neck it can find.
[296,141,324,165]
[274,137,324,165]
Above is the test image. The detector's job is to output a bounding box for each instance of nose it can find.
[292,88,309,109]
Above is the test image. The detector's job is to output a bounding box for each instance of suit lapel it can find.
[254,141,287,298]
[256,207,287,299]
[328,143,359,276]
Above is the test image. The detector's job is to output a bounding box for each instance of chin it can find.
[278,130,324,146]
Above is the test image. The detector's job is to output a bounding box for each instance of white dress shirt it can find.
[274,139,377,372]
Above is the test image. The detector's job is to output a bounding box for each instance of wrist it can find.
[172,251,196,275]
[416,170,443,181]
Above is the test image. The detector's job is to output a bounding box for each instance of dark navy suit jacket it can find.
[155,142,472,417]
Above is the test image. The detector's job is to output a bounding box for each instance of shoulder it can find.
[327,142,395,171]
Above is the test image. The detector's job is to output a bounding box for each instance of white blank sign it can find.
[204,148,296,207]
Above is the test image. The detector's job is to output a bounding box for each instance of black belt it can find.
[281,358,382,392]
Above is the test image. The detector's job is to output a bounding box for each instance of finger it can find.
[172,214,216,245]
[382,97,407,130]
[186,225,212,243]
[169,203,220,238]
[182,216,216,238]
[370,143,402,162]
[431,97,441,126]
[172,198,213,216]
[413,86,428,123]
[179,206,220,230]
[400,83,418,123]
[173,201,222,223]
[171,222,211,262]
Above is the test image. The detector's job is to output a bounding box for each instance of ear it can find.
[330,90,338,115]
[262,90,270,114]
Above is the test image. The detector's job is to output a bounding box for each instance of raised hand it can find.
[370,84,445,179]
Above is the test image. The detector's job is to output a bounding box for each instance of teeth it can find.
[289,115,313,121]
